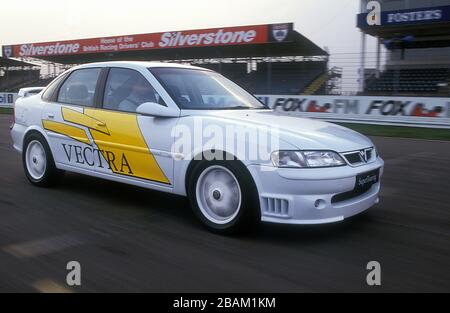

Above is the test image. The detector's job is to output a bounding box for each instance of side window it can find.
[103,68,165,113]
[57,68,101,106]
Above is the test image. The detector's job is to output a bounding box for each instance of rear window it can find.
[42,72,69,102]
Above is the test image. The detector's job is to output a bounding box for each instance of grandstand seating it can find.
[248,62,326,94]
[198,61,327,95]
[0,70,41,92]
[365,68,450,96]
[9,77,55,92]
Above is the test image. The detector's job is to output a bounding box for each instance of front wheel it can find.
[188,161,260,234]
[23,133,64,187]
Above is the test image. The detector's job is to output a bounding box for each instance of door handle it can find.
[47,113,55,119]
[96,121,106,127]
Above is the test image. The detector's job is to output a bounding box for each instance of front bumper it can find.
[247,158,384,225]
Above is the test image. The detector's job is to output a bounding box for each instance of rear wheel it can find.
[23,133,64,187]
[188,160,260,234]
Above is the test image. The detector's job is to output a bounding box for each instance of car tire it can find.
[188,160,260,235]
[22,132,64,187]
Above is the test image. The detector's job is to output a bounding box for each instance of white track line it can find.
[2,234,83,258]
[32,279,74,293]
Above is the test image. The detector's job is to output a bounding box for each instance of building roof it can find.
[0,57,40,68]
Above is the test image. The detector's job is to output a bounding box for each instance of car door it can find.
[42,67,102,172]
[87,67,178,187]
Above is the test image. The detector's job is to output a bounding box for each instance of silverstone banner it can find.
[256,95,450,128]
[2,23,293,58]
[0,93,18,107]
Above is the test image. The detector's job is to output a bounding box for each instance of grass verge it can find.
[335,122,450,141]
[0,107,13,114]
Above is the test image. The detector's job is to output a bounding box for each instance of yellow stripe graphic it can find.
[43,120,91,145]
[62,107,110,135]
[42,107,170,185]
[85,108,170,184]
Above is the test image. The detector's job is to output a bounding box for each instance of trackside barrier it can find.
[0,93,18,108]
[256,95,450,129]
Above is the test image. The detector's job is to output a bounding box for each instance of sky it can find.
[0,0,381,92]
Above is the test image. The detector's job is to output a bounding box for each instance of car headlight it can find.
[271,151,346,168]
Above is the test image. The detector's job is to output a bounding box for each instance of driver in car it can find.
[119,76,157,112]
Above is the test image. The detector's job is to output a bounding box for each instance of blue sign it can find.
[0,93,15,104]
[357,5,450,28]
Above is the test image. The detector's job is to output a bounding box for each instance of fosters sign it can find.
[257,95,450,128]
[2,23,293,58]
[358,4,450,28]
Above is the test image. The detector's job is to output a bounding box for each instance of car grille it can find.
[332,168,380,204]
[331,184,373,204]
[342,147,375,166]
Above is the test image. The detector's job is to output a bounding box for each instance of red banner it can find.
[3,24,278,58]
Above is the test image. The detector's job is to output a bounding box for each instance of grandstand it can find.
[247,61,326,95]
[365,67,450,96]
[358,0,450,97]
[1,23,338,95]
[4,4,450,98]
[196,60,335,95]
[0,57,43,92]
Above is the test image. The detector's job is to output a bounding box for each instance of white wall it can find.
[257,94,450,128]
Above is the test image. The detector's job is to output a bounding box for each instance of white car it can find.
[11,61,384,233]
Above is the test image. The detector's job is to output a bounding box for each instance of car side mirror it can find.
[136,102,179,118]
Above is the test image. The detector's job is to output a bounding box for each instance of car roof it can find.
[71,61,208,71]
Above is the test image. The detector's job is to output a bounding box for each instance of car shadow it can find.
[58,172,196,224]
[57,172,375,243]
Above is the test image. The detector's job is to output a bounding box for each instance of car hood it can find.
[188,109,374,152]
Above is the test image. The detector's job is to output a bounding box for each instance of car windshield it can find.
[149,67,267,110]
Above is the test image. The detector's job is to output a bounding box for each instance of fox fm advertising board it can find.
[257,95,450,128]
[2,23,293,58]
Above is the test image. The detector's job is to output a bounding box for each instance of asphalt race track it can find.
[0,114,449,292]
